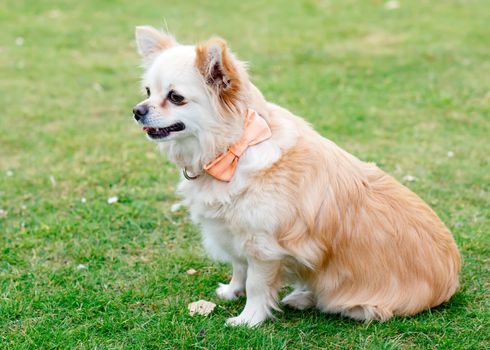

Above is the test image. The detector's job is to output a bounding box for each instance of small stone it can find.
[48,9,62,18]
[188,300,216,316]
[186,268,197,275]
[403,175,416,182]
[6,170,13,177]
[384,0,400,10]
[447,151,454,158]
[92,82,103,92]
[76,264,87,270]
[0,209,6,217]
[107,196,118,204]
[171,201,184,212]
[81,197,87,204]
[15,37,24,46]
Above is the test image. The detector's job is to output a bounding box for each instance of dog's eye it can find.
[168,90,185,105]
[145,87,150,98]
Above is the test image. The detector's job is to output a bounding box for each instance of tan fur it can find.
[249,105,461,320]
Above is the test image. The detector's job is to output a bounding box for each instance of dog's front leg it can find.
[216,259,247,300]
[226,258,281,327]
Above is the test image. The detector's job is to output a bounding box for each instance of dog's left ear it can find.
[135,26,176,65]
[195,38,244,111]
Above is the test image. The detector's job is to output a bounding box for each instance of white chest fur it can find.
[176,139,285,262]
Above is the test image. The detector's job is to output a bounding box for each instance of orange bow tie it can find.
[203,109,272,182]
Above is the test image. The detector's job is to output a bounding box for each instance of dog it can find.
[132,26,461,327]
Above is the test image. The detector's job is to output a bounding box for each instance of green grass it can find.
[1,0,489,348]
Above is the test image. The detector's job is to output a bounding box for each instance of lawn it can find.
[1,0,489,348]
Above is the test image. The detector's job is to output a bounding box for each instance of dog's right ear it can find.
[135,26,176,65]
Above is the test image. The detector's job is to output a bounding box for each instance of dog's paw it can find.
[226,314,263,327]
[225,304,270,327]
[216,283,244,301]
[282,290,314,310]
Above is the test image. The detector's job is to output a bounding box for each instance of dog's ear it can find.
[135,26,175,64]
[195,38,243,111]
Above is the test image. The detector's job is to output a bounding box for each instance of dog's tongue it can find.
[143,127,152,132]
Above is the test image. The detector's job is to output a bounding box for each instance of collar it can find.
[183,108,272,182]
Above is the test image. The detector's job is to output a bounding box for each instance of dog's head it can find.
[133,26,251,170]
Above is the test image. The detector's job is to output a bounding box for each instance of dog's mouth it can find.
[143,122,186,139]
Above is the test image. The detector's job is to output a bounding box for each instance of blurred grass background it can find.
[0,0,489,348]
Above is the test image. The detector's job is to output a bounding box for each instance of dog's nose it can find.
[133,104,149,121]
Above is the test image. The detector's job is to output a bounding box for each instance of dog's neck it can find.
[161,82,269,178]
